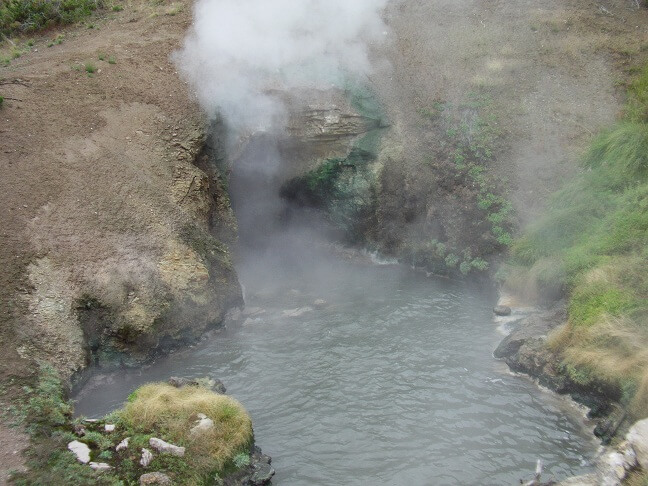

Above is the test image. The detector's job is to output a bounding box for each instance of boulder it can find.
[67,440,91,464]
[105,424,115,432]
[190,415,215,437]
[116,437,130,452]
[140,472,172,485]
[140,448,154,467]
[627,418,648,468]
[149,437,185,457]
[168,376,226,394]
[493,305,512,316]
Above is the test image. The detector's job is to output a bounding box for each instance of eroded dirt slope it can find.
[0,2,240,479]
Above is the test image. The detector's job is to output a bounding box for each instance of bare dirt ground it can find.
[0,1,212,480]
[1,0,647,482]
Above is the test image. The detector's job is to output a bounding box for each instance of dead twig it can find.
[0,79,31,87]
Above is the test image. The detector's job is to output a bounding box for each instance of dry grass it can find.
[120,383,253,471]
[549,314,648,417]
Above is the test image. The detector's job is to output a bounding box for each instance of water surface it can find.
[74,249,596,485]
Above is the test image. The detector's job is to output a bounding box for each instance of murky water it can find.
[74,245,596,485]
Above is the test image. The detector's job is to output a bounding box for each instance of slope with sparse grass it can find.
[504,65,648,419]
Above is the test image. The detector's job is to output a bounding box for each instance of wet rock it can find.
[67,440,91,464]
[493,305,511,316]
[149,437,185,456]
[250,463,275,485]
[627,418,648,468]
[282,306,313,317]
[223,446,274,485]
[168,376,226,394]
[140,448,154,467]
[116,437,130,452]
[89,462,112,472]
[140,472,172,485]
[493,307,563,360]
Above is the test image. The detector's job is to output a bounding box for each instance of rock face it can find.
[494,303,622,441]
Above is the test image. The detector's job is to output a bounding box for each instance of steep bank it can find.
[0,1,241,479]
[499,58,648,449]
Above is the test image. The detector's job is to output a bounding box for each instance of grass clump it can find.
[507,65,648,418]
[119,383,253,482]
[0,0,104,36]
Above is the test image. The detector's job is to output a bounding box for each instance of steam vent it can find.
[2,0,648,484]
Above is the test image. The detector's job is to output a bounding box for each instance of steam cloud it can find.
[173,0,389,133]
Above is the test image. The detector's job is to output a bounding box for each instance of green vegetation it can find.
[119,383,254,483]
[84,61,95,73]
[12,372,255,485]
[507,65,648,418]
[0,0,104,36]
[411,90,513,275]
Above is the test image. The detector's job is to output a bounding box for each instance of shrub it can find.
[0,0,104,35]
[119,383,253,475]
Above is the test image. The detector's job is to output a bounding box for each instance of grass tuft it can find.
[119,383,253,474]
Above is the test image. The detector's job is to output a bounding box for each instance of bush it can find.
[0,0,104,35]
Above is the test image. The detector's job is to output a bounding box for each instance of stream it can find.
[74,236,598,485]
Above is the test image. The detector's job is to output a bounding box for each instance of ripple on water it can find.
[74,263,596,485]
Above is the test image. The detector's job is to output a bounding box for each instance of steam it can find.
[173,0,389,133]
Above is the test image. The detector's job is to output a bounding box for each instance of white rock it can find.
[104,424,115,432]
[149,438,185,457]
[67,440,91,464]
[597,451,626,486]
[116,437,130,452]
[140,448,154,467]
[89,462,112,472]
[557,474,598,485]
[627,418,648,468]
[190,416,215,437]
